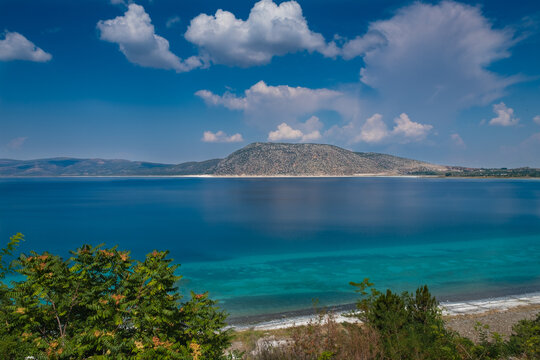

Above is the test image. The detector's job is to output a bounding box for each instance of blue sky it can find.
[0,0,539,167]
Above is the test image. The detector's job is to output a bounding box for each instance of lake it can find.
[1,177,539,321]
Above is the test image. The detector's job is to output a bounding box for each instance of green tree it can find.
[351,280,461,360]
[0,233,44,359]
[2,241,231,359]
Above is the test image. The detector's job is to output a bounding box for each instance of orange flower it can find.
[15,307,25,314]
[111,294,125,305]
[99,250,115,257]
[190,342,202,360]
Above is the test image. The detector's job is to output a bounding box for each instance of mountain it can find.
[214,142,446,176]
[0,143,538,177]
[0,158,219,177]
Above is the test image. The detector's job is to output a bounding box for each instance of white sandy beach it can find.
[231,291,540,331]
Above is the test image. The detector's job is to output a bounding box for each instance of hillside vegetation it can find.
[214,143,446,176]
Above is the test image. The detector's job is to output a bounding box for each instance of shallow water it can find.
[1,177,539,318]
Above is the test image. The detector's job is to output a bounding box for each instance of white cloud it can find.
[0,31,52,62]
[6,137,28,150]
[450,133,466,148]
[166,16,181,29]
[268,123,303,141]
[357,114,388,143]
[489,102,519,126]
[185,0,338,67]
[534,115,540,125]
[301,130,322,142]
[196,81,358,128]
[345,1,519,113]
[268,122,321,142]
[195,89,248,110]
[202,130,243,143]
[392,113,433,140]
[354,113,432,143]
[97,4,202,72]
[341,31,386,60]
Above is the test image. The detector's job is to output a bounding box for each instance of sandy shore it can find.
[230,291,540,331]
[229,302,540,356]
[445,304,540,341]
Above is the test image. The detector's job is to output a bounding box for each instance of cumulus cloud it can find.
[185,0,338,67]
[268,123,303,141]
[392,113,433,140]
[343,1,519,113]
[341,31,386,60]
[195,89,248,110]
[268,121,321,142]
[450,133,466,148]
[0,31,52,62]
[534,115,540,125]
[489,102,519,126]
[6,137,28,150]
[357,114,388,143]
[97,4,202,72]
[202,130,243,143]
[355,113,432,143]
[196,81,358,128]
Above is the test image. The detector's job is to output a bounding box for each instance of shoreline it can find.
[229,291,540,331]
[0,174,539,180]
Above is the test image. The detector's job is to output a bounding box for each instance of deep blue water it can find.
[1,177,539,318]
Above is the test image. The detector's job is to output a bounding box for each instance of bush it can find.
[252,312,381,360]
[351,280,460,359]
[0,236,231,359]
[507,313,540,359]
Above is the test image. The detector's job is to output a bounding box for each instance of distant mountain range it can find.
[1,142,538,177]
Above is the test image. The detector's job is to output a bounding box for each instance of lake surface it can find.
[1,177,539,320]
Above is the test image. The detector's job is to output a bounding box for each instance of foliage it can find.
[245,279,540,360]
[507,313,540,359]
[351,280,461,359]
[0,237,231,359]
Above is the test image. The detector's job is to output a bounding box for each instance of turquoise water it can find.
[0,177,539,320]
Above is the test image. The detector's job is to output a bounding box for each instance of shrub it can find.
[351,279,462,359]
[507,313,540,359]
[252,312,381,360]
[0,236,231,359]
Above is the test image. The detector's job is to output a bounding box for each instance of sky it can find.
[0,0,539,167]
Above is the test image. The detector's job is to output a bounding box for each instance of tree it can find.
[350,280,461,360]
[2,241,231,359]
